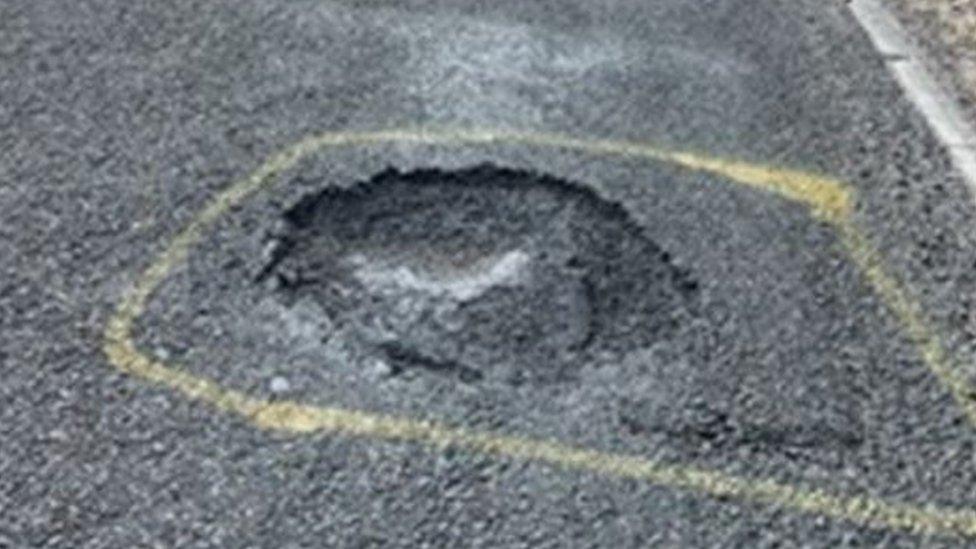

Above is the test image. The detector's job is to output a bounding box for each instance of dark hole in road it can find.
[258,165,699,385]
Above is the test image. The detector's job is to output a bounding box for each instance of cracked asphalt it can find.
[5,0,976,547]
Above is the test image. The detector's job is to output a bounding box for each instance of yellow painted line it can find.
[103,128,976,539]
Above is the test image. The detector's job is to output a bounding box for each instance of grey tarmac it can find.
[4,0,976,547]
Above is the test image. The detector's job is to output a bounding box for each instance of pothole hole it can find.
[258,164,699,386]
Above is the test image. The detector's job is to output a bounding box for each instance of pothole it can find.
[258,164,699,386]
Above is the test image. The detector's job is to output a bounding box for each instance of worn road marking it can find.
[850,0,976,191]
[104,128,976,539]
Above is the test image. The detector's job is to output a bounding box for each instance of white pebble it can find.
[269,376,291,394]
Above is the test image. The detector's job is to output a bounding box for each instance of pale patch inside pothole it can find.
[350,249,532,302]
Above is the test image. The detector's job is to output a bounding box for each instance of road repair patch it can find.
[104,128,976,540]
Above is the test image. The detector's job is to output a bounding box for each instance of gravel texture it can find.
[4,0,976,546]
[887,0,976,121]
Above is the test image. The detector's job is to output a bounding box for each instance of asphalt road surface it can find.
[5,0,976,547]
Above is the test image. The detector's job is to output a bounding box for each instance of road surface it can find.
[4,0,976,546]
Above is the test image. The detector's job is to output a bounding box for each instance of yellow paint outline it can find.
[104,128,976,539]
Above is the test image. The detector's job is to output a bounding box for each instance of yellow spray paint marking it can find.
[104,128,976,539]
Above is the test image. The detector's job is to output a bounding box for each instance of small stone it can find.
[370,359,393,379]
[269,376,291,394]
